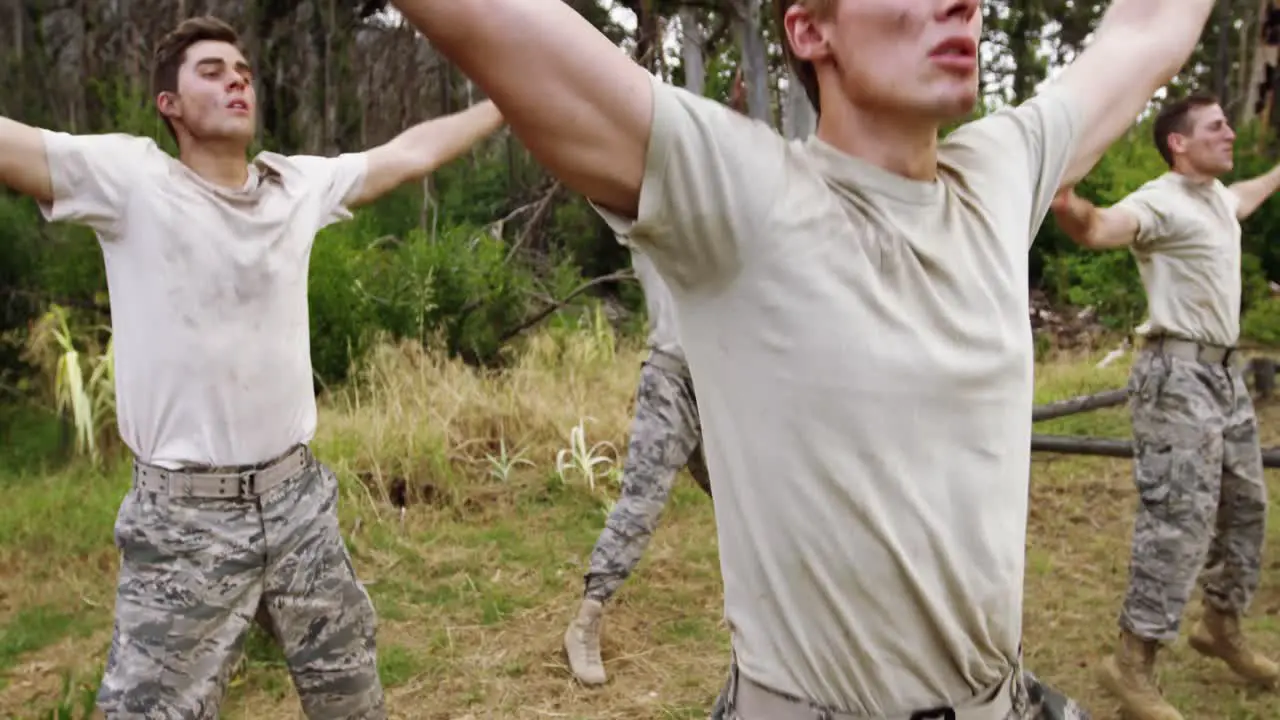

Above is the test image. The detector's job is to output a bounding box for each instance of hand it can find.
[1050,185,1076,215]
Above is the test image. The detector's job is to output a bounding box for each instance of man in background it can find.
[1052,94,1280,720]
[563,245,713,686]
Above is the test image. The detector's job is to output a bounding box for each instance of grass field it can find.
[2,333,1280,719]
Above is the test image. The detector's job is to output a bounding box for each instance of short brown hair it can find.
[151,16,242,140]
[1151,94,1219,168]
[774,0,831,112]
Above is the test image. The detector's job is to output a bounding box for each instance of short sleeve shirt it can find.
[39,130,368,468]
[1115,172,1243,347]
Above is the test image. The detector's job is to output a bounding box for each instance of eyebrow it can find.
[195,58,253,74]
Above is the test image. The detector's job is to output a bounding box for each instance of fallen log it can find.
[1032,434,1280,468]
[1032,389,1128,422]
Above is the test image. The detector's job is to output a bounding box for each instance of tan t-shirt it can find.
[596,75,1080,715]
[38,130,367,468]
[1115,172,1242,347]
[630,247,687,365]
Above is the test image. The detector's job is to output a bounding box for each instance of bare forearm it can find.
[1054,195,1138,249]
[1229,164,1280,219]
[351,101,505,207]
[398,100,504,174]
[389,0,652,215]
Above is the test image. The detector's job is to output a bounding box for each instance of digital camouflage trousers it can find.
[97,450,385,719]
[1120,348,1267,643]
[584,352,711,602]
[707,654,1090,720]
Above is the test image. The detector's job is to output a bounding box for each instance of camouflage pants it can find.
[708,653,1090,720]
[97,450,385,719]
[1120,348,1267,643]
[584,353,711,602]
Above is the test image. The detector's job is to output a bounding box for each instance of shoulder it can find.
[942,83,1080,179]
[1211,177,1241,215]
[42,130,168,169]
[253,151,319,181]
[1120,173,1181,208]
[648,75,785,158]
[255,151,368,189]
[941,85,1081,165]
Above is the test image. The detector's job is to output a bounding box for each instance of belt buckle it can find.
[910,709,956,720]
[237,470,258,498]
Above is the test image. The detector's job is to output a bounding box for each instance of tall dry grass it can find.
[316,317,650,510]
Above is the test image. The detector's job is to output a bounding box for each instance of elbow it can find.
[1068,224,1110,251]
[1076,236,1105,251]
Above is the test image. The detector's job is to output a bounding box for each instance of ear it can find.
[156,92,181,121]
[783,3,832,64]
[1166,132,1188,156]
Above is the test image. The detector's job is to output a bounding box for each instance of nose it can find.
[938,0,979,21]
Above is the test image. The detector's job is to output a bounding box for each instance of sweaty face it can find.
[787,0,982,121]
[1173,104,1235,177]
[159,40,257,147]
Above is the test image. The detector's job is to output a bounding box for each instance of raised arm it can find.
[1053,0,1214,186]
[1050,187,1140,250]
[388,0,653,218]
[1228,163,1280,220]
[348,100,506,208]
[0,117,53,203]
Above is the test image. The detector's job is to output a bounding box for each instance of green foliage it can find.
[1242,297,1280,346]
[308,217,558,383]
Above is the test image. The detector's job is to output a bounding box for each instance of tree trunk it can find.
[781,68,816,140]
[734,0,771,124]
[679,8,706,96]
[1241,0,1278,130]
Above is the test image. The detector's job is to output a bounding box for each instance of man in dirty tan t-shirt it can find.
[391,0,1214,717]
[0,16,505,719]
[1053,93,1280,720]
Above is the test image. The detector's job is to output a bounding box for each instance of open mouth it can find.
[929,36,978,75]
[930,37,977,60]
[227,99,249,112]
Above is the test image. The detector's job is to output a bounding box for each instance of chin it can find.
[931,93,978,122]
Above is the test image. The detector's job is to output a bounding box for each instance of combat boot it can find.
[1096,629,1184,720]
[1188,606,1280,686]
[564,597,607,685]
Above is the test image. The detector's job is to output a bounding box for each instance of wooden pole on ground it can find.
[1032,389,1128,422]
[1032,435,1280,468]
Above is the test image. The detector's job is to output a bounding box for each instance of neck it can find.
[814,97,940,181]
[1172,165,1215,185]
[178,140,251,189]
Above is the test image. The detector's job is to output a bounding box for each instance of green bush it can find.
[1242,297,1280,346]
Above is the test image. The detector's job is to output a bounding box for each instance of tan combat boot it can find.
[1188,606,1280,686]
[564,597,607,685]
[1096,629,1184,720]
